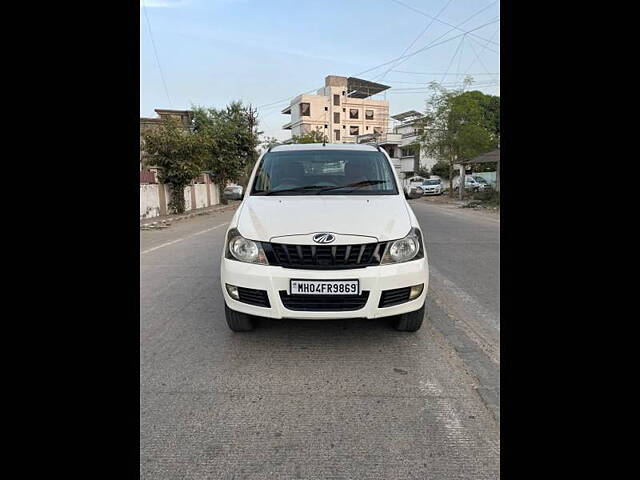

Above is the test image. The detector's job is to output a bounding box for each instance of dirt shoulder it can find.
[412,194,500,220]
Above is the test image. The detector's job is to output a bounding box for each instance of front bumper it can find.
[220,257,428,319]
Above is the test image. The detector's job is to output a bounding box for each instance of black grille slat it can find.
[280,291,369,311]
[266,241,387,270]
[378,287,412,308]
[237,287,271,307]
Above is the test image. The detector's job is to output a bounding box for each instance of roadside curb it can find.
[140,203,239,230]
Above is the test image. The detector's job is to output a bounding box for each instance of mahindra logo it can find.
[313,233,335,244]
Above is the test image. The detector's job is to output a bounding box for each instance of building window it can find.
[350,126,359,136]
[349,109,359,119]
[373,127,383,135]
[342,108,346,112]
[333,94,340,106]
[300,103,311,116]
[333,112,340,123]
[342,125,346,129]
[334,129,340,141]
[324,106,328,111]
[342,91,346,96]
[365,109,374,120]
[366,126,369,130]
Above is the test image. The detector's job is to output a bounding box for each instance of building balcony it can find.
[355,132,402,145]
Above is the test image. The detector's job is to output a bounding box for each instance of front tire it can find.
[393,303,425,332]
[224,303,254,331]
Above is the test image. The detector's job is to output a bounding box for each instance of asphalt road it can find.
[140,199,500,479]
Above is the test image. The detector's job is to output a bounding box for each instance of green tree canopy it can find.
[430,160,451,179]
[417,81,499,196]
[142,117,207,213]
[192,101,261,196]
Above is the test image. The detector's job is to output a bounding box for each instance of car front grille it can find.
[237,287,271,307]
[279,291,370,311]
[263,242,387,270]
[378,287,412,307]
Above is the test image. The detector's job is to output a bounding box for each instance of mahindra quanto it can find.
[220,143,428,332]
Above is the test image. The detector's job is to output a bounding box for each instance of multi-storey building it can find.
[356,110,438,184]
[281,75,390,143]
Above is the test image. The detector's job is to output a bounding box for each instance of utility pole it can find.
[459,163,465,201]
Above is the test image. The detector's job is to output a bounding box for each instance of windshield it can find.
[251,150,399,196]
[423,180,440,185]
[473,176,487,183]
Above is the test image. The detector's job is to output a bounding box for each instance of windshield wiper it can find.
[315,180,385,194]
[261,185,327,196]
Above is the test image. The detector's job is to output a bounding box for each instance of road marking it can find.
[140,223,228,255]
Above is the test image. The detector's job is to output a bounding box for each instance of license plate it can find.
[290,279,359,295]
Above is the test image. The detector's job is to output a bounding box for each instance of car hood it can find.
[236,195,412,243]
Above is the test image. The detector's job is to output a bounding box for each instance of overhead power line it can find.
[391,70,500,75]
[390,0,500,46]
[142,0,172,108]
[353,17,499,77]
[440,34,466,83]
[462,26,500,77]
[373,0,454,83]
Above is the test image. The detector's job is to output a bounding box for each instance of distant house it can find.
[355,109,438,186]
[139,109,194,174]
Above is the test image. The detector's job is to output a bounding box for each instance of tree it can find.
[430,160,450,179]
[142,117,206,214]
[417,81,498,197]
[291,130,327,144]
[192,101,261,203]
[260,136,280,152]
[415,166,430,178]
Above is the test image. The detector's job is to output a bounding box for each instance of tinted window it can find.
[300,103,310,116]
[251,150,399,196]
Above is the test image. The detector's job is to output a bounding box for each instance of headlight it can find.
[381,228,424,264]
[225,228,268,265]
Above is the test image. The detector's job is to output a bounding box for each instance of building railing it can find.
[356,132,402,145]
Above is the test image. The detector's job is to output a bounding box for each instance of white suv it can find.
[220,143,429,332]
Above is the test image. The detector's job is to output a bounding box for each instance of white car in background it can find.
[454,175,492,192]
[220,143,429,333]
[421,179,442,195]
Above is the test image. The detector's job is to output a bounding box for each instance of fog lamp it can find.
[226,284,240,300]
[409,284,424,300]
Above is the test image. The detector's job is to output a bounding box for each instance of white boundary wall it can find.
[140,182,221,219]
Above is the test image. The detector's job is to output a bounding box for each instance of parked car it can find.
[404,185,424,199]
[220,143,429,332]
[223,185,243,200]
[472,175,492,190]
[421,179,442,195]
[453,175,491,192]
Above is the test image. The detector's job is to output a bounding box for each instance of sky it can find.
[140,0,500,141]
